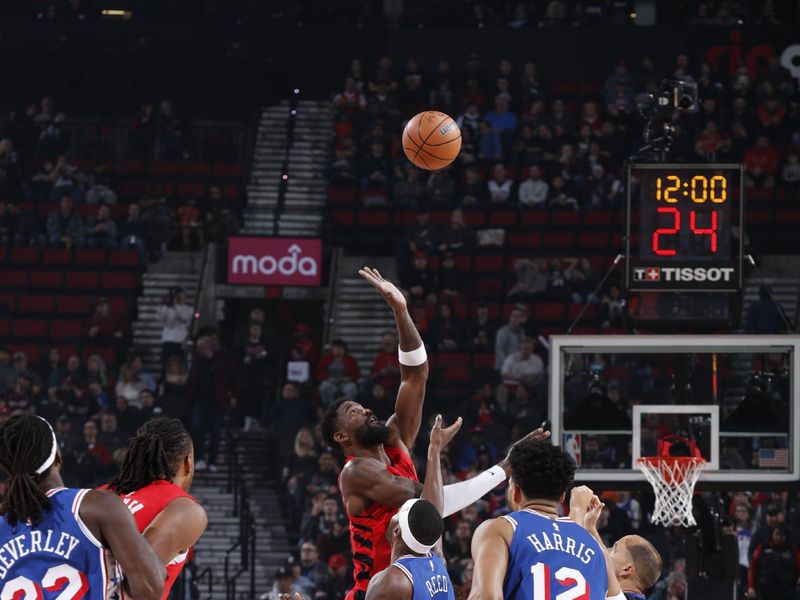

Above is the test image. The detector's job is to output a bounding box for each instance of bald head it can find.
[610,535,663,592]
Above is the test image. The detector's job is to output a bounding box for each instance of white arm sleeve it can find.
[442,466,507,517]
[606,593,626,600]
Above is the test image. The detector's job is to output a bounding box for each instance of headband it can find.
[33,417,58,476]
[397,499,436,555]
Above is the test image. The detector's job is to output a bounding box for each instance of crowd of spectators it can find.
[0,96,243,261]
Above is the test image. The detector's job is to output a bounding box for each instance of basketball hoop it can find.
[637,456,705,527]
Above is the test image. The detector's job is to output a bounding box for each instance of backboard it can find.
[549,335,800,485]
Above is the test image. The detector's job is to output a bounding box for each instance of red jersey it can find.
[118,480,198,600]
[340,446,418,599]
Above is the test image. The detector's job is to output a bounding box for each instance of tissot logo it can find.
[634,266,734,283]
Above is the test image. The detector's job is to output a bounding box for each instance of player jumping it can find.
[468,440,625,600]
[322,267,549,599]
[365,414,460,600]
[106,417,208,599]
[0,414,165,600]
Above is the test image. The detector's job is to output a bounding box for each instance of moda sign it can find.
[228,237,322,286]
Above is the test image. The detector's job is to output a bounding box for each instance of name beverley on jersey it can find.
[526,531,596,565]
[0,529,81,579]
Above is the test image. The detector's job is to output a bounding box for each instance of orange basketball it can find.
[401,111,462,170]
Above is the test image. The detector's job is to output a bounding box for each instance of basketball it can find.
[402,111,462,170]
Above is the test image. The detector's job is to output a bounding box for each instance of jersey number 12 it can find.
[531,562,589,600]
[1,564,89,600]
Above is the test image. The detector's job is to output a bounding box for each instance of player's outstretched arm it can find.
[423,414,462,514]
[365,565,414,600]
[575,491,624,599]
[81,490,166,600]
[359,267,428,452]
[340,456,424,512]
[142,497,208,565]
[467,518,513,600]
[441,427,550,517]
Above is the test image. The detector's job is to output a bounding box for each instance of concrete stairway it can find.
[131,259,200,375]
[191,430,290,600]
[243,100,331,237]
[328,255,398,375]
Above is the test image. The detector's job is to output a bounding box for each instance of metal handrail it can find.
[193,566,213,600]
[189,242,213,340]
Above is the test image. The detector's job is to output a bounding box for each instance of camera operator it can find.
[156,286,193,364]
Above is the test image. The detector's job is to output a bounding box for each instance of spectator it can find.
[283,555,316,598]
[401,251,438,304]
[391,164,425,208]
[456,426,497,473]
[204,185,241,244]
[748,504,786,558]
[0,201,22,246]
[42,348,66,396]
[464,301,498,351]
[82,419,112,468]
[236,321,277,431]
[326,136,358,187]
[302,494,344,545]
[320,553,351,600]
[187,335,238,471]
[260,566,305,600]
[548,176,579,210]
[368,331,400,393]
[735,503,754,595]
[782,153,800,189]
[510,125,539,167]
[456,103,482,134]
[115,362,146,407]
[600,284,625,328]
[744,136,778,187]
[46,195,84,249]
[119,202,147,261]
[427,303,463,351]
[487,164,514,204]
[11,350,41,390]
[477,120,503,163]
[160,354,189,420]
[5,373,36,413]
[157,286,194,361]
[500,337,545,389]
[85,204,117,249]
[316,339,360,406]
[97,409,127,453]
[424,170,456,207]
[129,352,157,392]
[484,93,518,145]
[176,198,204,251]
[747,524,800,600]
[359,141,392,204]
[458,167,488,206]
[518,165,549,208]
[494,307,526,370]
[333,77,366,115]
[404,210,438,257]
[437,252,467,297]
[444,520,475,575]
[746,286,786,334]
[437,209,474,255]
[61,438,102,488]
[84,297,124,345]
[299,541,329,592]
[269,382,314,440]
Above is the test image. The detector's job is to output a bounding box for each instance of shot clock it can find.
[626,164,743,292]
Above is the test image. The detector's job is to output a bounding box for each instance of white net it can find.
[637,457,705,527]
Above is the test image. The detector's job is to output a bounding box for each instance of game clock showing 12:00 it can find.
[626,164,744,292]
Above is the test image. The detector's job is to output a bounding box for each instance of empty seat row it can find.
[0,270,138,292]
[0,248,139,268]
[0,294,130,316]
[114,160,245,178]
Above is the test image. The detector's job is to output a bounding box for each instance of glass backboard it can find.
[550,335,799,484]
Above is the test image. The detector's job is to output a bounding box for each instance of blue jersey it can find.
[0,487,119,599]
[392,553,455,600]
[502,509,608,600]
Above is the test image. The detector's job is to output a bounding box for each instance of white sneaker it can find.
[195,460,207,471]
[208,464,218,473]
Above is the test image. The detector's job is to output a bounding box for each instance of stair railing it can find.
[271,89,300,235]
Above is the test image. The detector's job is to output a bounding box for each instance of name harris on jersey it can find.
[525,528,596,565]
[0,529,82,579]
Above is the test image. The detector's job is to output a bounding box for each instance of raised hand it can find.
[358,267,407,314]
[429,414,463,451]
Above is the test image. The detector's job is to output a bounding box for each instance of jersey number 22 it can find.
[1,564,89,600]
[531,563,589,600]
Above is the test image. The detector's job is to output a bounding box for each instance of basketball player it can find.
[573,491,663,600]
[322,268,549,599]
[468,440,626,600]
[365,414,460,600]
[0,414,165,600]
[106,418,208,599]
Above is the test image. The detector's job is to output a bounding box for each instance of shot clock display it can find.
[626,164,743,292]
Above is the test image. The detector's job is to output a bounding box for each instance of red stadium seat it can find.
[66,271,100,290]
[30,271,64,290]
[147,162,178,176]
[436,353,470,367]
[0,318,8,336]
[462,211,486,226]
[107,297,130,316]
[12,319,47,339]
[472,353,494,368]
[488,210,517,227]
[474,277,504,297]
[109,250,140,268]
[583,210,613,226]
[0,270,28,288]
[542,232,576,248]
[56,295,92,315]
[577,232,610,249]
[0,247,6,264]
[178,162,211,177]
[42,248,73,266]
[51,319,84,340]
[520,211,548,226]
[440,367,470,381]
[359,211,390,226]
[509,232,542,249]
[455,256,472,271]
[534,303,566,322]
[551,211,580,226]
[11,344,41,365]
[330,211,355,226]
[9,247,39,265]
[211,163,245,178]
[429,211,450,225]
[567,303,598,321]
[0,293,15,313]
[101,272,137,291]
[327,188,358,206]
[474,255,505,273]
[222,184,239,200]
[18,295,54,314]
[75,249,107,267]
[115,160,145,175]
[176,183,207,198]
